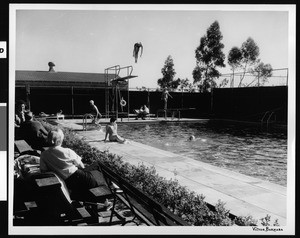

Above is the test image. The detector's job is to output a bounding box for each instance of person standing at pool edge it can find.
[133,42,143,63]
[103,117,126,143]
[161,88,173,119]
[89,100,102,124]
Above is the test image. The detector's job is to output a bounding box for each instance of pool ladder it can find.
[82,114,102,131]
[82,114,94,131]
[261,111,276,129]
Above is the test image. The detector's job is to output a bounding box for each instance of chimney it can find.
[48,62,56,72]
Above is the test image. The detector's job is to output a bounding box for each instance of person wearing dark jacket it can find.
[19,111,49,150]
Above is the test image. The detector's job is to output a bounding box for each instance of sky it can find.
[14,5,291,89]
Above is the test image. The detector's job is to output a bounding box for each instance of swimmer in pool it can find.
[188,135,207,142]
[103,116,126,143]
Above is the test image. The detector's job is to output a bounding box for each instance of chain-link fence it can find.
[216,68,288,88]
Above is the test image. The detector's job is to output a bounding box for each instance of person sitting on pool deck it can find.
[135,105,150,120]
[103,117,126,143]
[134,105,143,115]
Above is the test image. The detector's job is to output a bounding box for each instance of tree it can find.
[227,37,273,87]
[178,78,190,91]
[218,78,229,88]
[135,86,149,91]
[193,21,225,92]
[227,37,260,87]
[171,78,181,89]
[188,83,197,92]
[227,47,243,87]
[238,37,260,86]
[248,62,273,86]
[178,78,190,107]
[157,55,179,90]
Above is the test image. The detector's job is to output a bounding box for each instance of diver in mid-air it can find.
[133,42,143,63]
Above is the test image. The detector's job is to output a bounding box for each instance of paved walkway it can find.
[58,118,287,225]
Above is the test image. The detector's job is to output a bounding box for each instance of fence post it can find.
[211,88,214,116]
[71,86,74,118]
[25,84,31,111]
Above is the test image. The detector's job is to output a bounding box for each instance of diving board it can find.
[110,75,137,82]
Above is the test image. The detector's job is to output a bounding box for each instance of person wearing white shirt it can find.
[40,128,102,199]
[135,105,149,120]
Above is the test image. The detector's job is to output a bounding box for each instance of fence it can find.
[216,68,288,88]
[15,83,288,124]
[211,86,287,123]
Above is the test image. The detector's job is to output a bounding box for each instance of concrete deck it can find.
[56,118,286,225]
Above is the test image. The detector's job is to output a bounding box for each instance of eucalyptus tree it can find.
[193,21,225,92]
[179,78,190,92]
[178,78,190,107]
[227,46,243,87]
[248,62,273,86]
[157,55,180,90]
[228,37,260,87]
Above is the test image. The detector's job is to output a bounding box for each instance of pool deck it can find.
[57,118,287,225]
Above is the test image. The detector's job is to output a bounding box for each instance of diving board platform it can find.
[110,75,137,82]
[104,65,137,121]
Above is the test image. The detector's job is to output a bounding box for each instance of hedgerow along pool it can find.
[117,120,287,186]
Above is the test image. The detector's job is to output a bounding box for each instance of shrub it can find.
[234,215,257,226]
[260,214,280,226]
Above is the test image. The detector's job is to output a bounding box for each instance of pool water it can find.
[118,120,287,186]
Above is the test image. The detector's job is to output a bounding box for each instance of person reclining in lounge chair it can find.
[40,128,109,202]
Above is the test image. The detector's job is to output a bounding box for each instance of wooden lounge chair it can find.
[99,162,190,226]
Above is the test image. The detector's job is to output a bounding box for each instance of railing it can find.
[261,111,270,124]
[261,111,277,129]
[266,111,276,128]
[83,113,94,131]
[82,113,101,131]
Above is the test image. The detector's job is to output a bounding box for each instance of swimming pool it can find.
[118,120,287,186]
